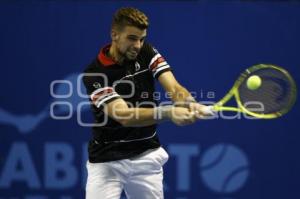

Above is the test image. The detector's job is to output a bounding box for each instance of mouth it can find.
[129,51,138,56]
[128,51,139,58]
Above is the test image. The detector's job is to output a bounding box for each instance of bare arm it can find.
[158,71,214,117]
[158,71,195,105]
[90,72,205,127]
[100,98,194,127]
[103,98,157,127]
[94,71,213,127]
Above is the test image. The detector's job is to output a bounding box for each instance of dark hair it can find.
[112,7,149,31]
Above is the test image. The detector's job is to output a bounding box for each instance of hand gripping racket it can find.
[212,64,297,119]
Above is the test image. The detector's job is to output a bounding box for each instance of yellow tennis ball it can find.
[247,75,262,90]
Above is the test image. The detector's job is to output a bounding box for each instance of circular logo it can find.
[135,62,141,71]
[200,143,249,193]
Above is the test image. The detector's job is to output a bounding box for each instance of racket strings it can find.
[238,68,295,114]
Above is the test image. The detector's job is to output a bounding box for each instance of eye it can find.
[128,37,137,41]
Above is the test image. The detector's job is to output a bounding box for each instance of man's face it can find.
[113,26,147,60]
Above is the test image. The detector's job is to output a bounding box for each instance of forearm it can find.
[109,106,171,127]
[114,107,156,127]
[170,84,196,106]
[102,94,197,127]
[158,71,196,106]
[158,71,214,117]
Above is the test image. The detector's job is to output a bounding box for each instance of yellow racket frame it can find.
[213,64,297,119]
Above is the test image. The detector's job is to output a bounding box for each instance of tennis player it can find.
[83,7,213,199]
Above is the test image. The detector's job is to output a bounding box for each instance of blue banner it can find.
[0,1,299,199]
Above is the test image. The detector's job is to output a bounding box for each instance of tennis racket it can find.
[212,64,297,119]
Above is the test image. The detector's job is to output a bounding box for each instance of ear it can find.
[111,29,119,41]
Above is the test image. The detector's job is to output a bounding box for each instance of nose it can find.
[133,40,142,50]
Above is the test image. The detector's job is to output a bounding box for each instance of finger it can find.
[187,113,197,123]
[188,111,198,121]
[194,110,205,119]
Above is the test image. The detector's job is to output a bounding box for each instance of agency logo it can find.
[0,71,263,134]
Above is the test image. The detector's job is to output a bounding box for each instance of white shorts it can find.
[85,147,169,199]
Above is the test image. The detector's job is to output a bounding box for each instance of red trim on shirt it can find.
[150,57,165,70]
[91,88,114,102]
[98,44,116,66]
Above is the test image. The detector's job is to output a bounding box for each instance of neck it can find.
[109,43,124,64]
